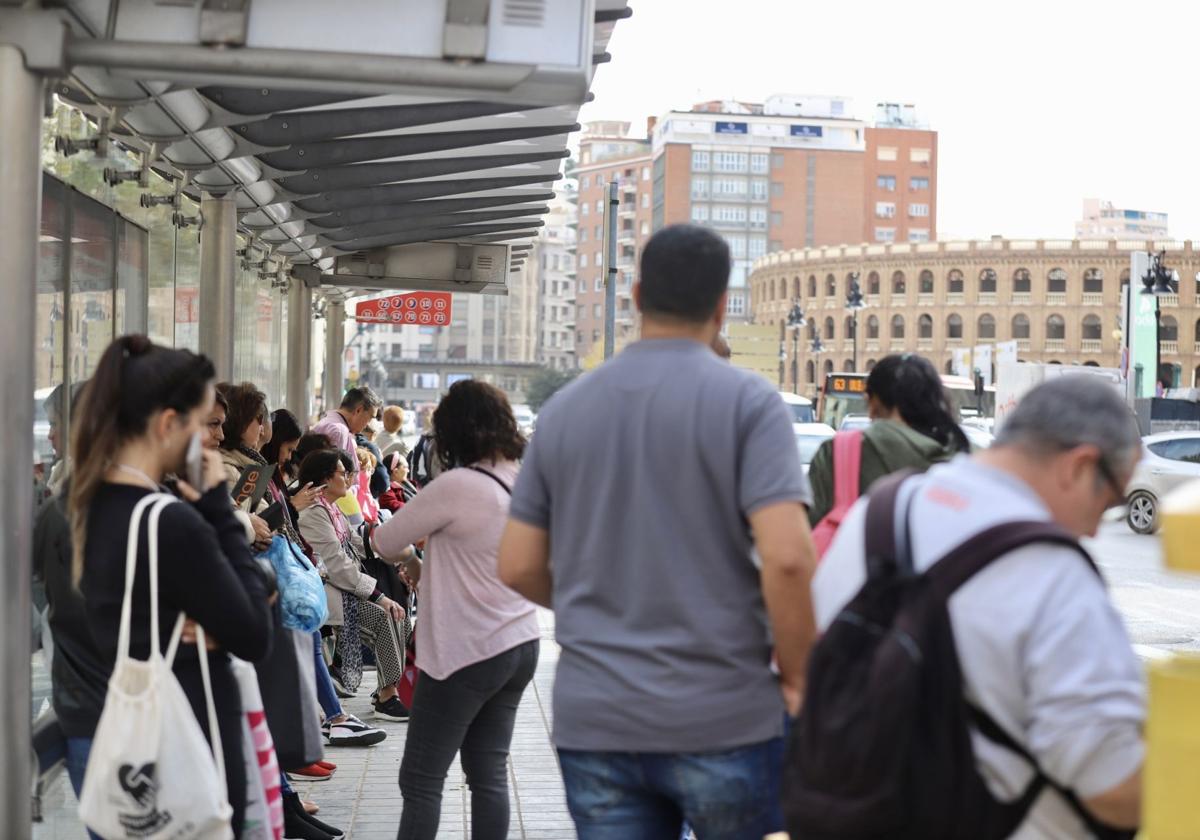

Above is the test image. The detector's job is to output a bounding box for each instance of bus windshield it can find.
[819,372,994,428]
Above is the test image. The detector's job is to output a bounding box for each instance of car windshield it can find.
[786,402,814,424]
[796,433,832,464]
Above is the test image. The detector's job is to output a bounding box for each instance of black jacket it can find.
[32,487,110,738]
[357,434,391,498]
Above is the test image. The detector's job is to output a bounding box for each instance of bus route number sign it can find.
[828,376,867,394]
[354,292,452,326]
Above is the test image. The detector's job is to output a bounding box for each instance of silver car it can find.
[1125,432,1200,534]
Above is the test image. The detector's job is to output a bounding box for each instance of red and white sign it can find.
[355,292,452,327]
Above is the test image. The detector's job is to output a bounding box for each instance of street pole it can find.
[778,319,786,389]
[792,329,799,392]
[603,179,618,360]
[852,312,858,372]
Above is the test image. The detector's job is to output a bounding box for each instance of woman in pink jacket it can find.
[372,381,540,840]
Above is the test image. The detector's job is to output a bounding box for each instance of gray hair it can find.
[995,376,1141,470]
[341,385,382,412]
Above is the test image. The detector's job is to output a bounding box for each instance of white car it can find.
[1125,432,1200,534]
[795,422,836,474]
[511,403,536,435]
[839,414,871,432]
[779,391,816,425]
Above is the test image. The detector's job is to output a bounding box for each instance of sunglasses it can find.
[1095,456,1126,503]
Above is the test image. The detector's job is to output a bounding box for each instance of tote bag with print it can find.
[79,493,234,840]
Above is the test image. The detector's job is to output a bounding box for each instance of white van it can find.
[778,391,816,426]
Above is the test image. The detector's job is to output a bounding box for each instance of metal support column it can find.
[325,300,345,406]
[198,194,237,380]
[286,280,313,422]
[603,180,618,360]
[0,43,42,840]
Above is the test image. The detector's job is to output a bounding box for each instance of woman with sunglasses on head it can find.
[69,335,274,837]
[296,449,415,721]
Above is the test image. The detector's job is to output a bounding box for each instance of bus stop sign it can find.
[355,292,453,327]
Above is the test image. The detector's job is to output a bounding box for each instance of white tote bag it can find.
[79,493,234,840]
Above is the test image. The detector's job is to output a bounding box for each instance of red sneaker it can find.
[289,763,333,781]
[315,760,337,771]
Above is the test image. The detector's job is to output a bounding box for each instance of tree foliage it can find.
[527,366,579,412]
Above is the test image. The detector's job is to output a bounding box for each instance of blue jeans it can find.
[313,631,343,723]
[65,737,102,840]
[558,738,786,840]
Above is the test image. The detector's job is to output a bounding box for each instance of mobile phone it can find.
[185,432,204,489]
[261,501,286,532]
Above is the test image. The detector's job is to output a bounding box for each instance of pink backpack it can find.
[811,431,864,558]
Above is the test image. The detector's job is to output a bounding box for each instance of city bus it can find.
[819,372,996,430]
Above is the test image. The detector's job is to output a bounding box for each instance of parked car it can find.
[511,403,536,436]
[1124,432,1200,534]
[794,422,836,474]
[779,391,816,426]
[839,414,871,432]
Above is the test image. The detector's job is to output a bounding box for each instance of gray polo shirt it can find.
[510,338,811,753]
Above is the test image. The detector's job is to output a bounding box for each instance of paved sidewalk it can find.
[34,611,573,839]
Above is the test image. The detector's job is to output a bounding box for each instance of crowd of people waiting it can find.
[30,222,1148,840]
[34,336,536,840]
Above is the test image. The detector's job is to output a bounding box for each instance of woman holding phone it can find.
[69,335,274,836]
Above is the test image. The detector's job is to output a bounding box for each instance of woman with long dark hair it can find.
[807,353,971,524]
[69,335,274,836]
[372,380,541,840]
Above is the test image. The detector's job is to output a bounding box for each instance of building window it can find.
[596,250,602,266]
[807,275,817,297]
[581,203,588,216]
[877,146,898,161]
[595,277,603,291]
[911,147,932,163]
[691,150,710,172]
[750,153,769,173]
[875,227,896,242]
[1160,315,1179,342]
[771,181,784,198]
[712,205,748,225]
[947,314,963,339]
[1013,268,1031,293]
[1012,314,1030,339]
[770,211,783,228]
[772,153,785,169]
[908,229,930,243]
[980,268,997,293]
[918,314,933,339]
[1082,315,1102,340]
[750,179,769,202]
[826,274,837,296]
[580,228,587,242]
[824,316,835,340]
[919,269,934,294]
[875,202,896,219]
[641,193,650,208]
[728,236,747,258]
[712,177,748,197]
[726,294,746,316]
[1046,315,1066,340]
[580,254,588,268]
[867,271,880,295]
[595,225,602,239]
[749,237,767,258]
[947,270,964,294]
[909,203,929,217]
[691,205,709,223]
[866,315,880,339]
[749,207,767,229]
[640,221,650,234]
[806,360,815,383]
[1048,268,1067,294]
[578,278,586,293]
[595,200,603,213]
[642,166,650,180]
[714,151,748,172]
[892,271,906,294]
[593,303,602,318]
[691,177,709,200]
[891,314,905,339]
[876,175,896,191]
[910,176,929,190]
[978,314,996,339]
[1084,268,1104,294]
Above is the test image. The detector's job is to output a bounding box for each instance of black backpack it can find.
[783,473,1136,840]
[407,434,437,488]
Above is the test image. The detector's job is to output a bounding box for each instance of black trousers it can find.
[397,639,539,840]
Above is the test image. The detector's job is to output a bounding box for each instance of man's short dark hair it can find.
[638,225,731,323]
[341,386,381,412]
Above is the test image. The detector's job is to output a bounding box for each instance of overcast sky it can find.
[578,0,1197,241]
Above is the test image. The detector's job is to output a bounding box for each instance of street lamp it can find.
[811,335,826,398]
[845,272,867,373]
[784,298,808,393]
[1142,250,1179,296]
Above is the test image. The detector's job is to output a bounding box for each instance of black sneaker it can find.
[323,714,388,747]
[372,695,411,721]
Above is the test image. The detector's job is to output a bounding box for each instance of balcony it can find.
[1017,339,1032,352]
[1161,340,1180,355]
[1161,294,1180,308]
[1082,293,1104,306]
[917,294,934,306]
[890,340,907,352]
[1045,293,1067,305]
[978,293,997,305]
[917,338,933,351]
[946,292,965,305]
[1045,339,1067,352]
[946,336,964,346]
[865,340,881,353]
[1081,339,1102,353]
[618,203,636,218]
[1010,292,1032,305]
[824,298,838,309]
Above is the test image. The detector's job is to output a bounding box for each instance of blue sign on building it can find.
[790,124,823,138]
[715,121,748,135]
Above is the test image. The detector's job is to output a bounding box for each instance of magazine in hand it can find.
[232,463,277,509]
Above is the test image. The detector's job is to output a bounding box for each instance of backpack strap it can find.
[468,466,512,496]
[863,471,918,580]
[830,431,864,512]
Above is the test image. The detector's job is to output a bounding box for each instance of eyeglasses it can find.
[1095,456,1126,503]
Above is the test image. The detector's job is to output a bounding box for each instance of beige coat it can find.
[297,503,376,626]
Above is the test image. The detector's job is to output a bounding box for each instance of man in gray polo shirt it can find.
[499,225,818,839]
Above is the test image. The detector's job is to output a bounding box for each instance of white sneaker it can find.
[323,714,387,747]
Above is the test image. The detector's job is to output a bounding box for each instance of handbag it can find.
[811,431,863,559]
[254,611,324,771]
[261,536,328,633]
[232,659,282,840]
[79,493,233,840]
